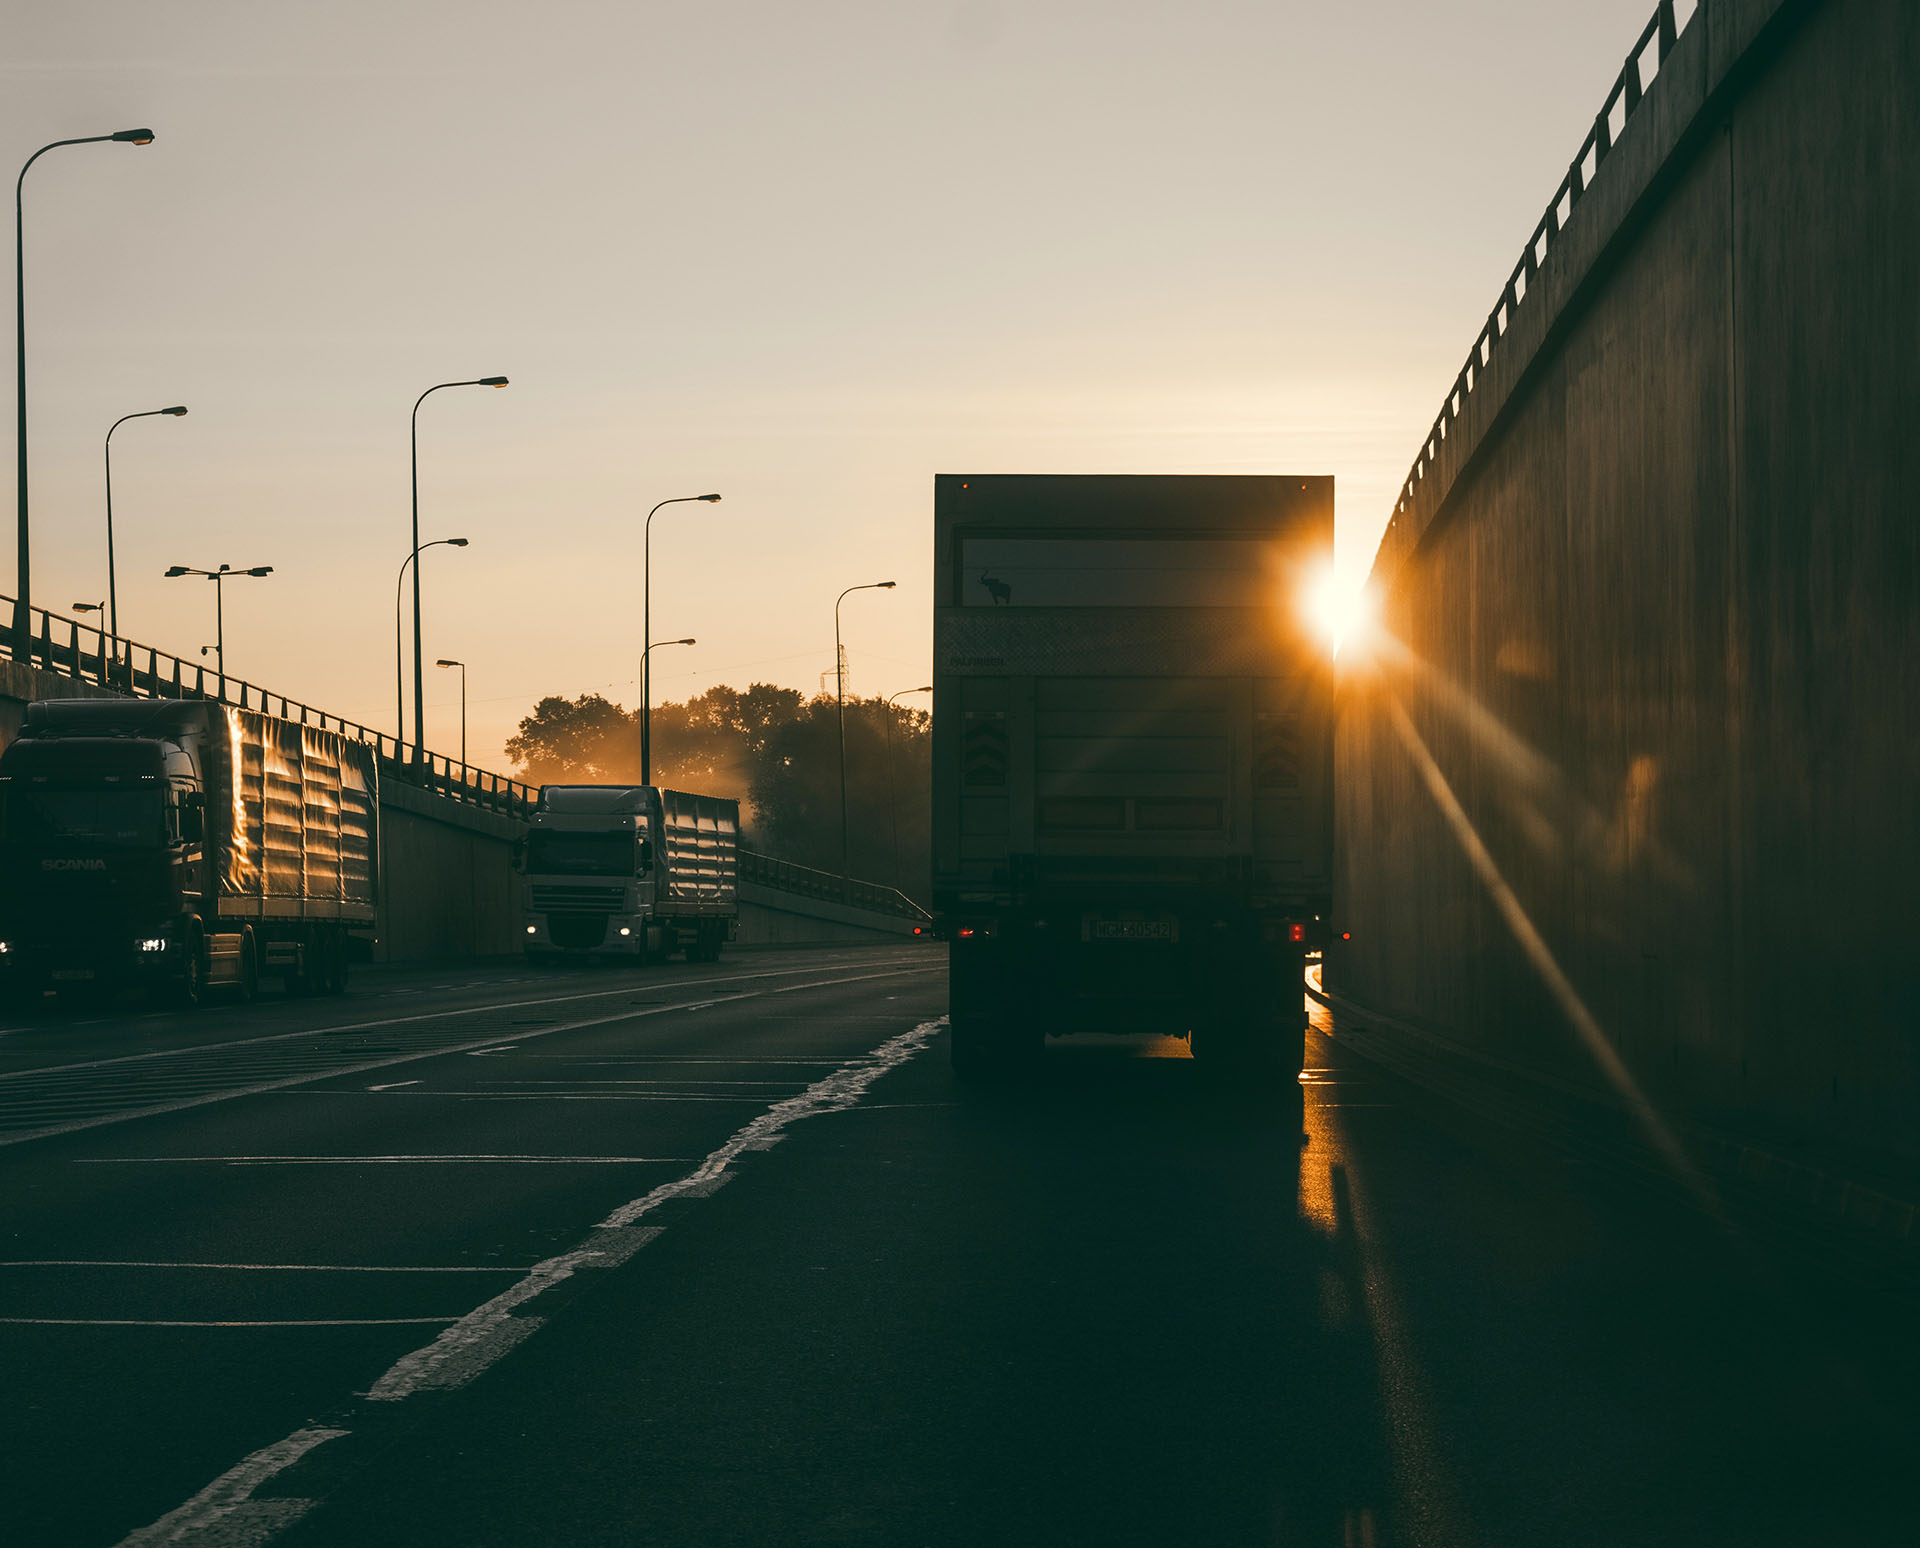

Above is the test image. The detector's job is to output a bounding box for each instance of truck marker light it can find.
[957,927,976,939]
[1288,923,1307,943]
[619,927,632,937]
[1341,931,1351,941]
[525,925,536,935]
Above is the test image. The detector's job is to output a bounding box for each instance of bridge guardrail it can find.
[5,596,933,919]
[1384,0,1699,552]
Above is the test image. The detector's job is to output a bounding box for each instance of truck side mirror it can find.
[637,838,653,872]
[510,837,527,868]
[180,793,205,845]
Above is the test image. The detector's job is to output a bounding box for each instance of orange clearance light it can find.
[912,925,924,936]
[957,927,975,939]
[1288,923,1307,944]
[1341,931,1352,941]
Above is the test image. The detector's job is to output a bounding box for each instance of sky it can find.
[5,0,1655,773]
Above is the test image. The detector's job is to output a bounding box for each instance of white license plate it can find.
[1087,919,1176,942]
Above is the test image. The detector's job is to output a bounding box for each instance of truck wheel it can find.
[235,933,259,1003]
[325,934,351,995]
[171,930,205,1009]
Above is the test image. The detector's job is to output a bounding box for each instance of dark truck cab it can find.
[932,474,1335,1074]
[0,699,377,1006]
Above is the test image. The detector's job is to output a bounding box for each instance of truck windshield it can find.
[2,786,164,847]
[525,831,635,877]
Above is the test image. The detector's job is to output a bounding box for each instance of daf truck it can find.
[0,699,378,1006]
[520,784,739,963]
[931,473,1335,1074]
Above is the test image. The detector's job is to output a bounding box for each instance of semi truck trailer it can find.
[931,473,1335,1074]
[519,784,739,963]
[0,699,378,1006]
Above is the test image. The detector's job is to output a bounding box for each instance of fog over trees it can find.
[507,685,930,901]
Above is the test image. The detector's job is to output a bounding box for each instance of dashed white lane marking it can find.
[6,964,935,1148]
[115,1426,345,1548]
[1,1260,524,1272]
[2,957,915,1085]
[76,1155,696,1166]
[365,1079,419,1090]
[112,1018,941,1547]
[1,1316,458,1327]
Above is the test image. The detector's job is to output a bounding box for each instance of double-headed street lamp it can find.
[435,658,467,766]
[163,562,271,683]
[396,537,468,751]
[641,494,721,784]
[836,580,896,897]
[14,127,155,650]
[105,405,187,648]
[410,378,505,763]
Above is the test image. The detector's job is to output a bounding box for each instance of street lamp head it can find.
[479,376,508,388]
[436,659,462,669]
[699,493,721,503]
[446,538,470,547]
[877,580,897,589]
[72,602,103,613]
[161,406,188,416]
[111,128,156,145]
[246,566,273,577]
[676,637,696,646]
[163,565,191,578]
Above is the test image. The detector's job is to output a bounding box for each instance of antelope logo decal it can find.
[978,569,1012,606]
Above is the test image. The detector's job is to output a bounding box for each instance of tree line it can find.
[506,685,931,901]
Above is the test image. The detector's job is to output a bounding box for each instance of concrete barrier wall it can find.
[1336,0,1920,1166]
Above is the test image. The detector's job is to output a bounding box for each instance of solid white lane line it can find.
[112,1017,941,1548]
[365,1080,419,1090]
[115,1426,346,1548]
[3,964,935,1149]
[367,1017,944,1401]
[0,1316,458,1327]
[2,954,925,1084]
[75,1155,696,1166]
[1,1260,524,1272]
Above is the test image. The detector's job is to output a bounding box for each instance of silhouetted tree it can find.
[506,684,930,901]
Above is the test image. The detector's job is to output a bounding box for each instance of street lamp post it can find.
[884,685,932,890]
[164,562,271,686]
[641,494,721,784]
[14,128,155,653]
[410,378,505,763]
[639,636,696,781]
[395,538,468,754]
[105,405,187,653]
[435,658,467,766]
[835,580,896,898]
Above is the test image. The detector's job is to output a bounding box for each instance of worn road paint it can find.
[76,1154,697,1166]
[3,964,935,1149]
[114,1426,345,1548]
[112,1017,942,1548]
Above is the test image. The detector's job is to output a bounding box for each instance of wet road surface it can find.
[2,945,1911,1546]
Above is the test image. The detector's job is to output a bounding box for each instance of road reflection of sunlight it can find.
[1301,982,1472,1547]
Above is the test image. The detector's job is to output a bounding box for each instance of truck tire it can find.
[235,932,259,1003]
[171,929,205,1010]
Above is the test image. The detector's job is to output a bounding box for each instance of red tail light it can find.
[1288,923,1307,944]
[957,927,975,939]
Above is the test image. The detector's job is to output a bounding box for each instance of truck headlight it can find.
[136,937,168,953]
[619,926,632,937]
[525,925,537,935]
[0,940,12,954]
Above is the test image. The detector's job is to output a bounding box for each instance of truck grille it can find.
[531,883,625,912]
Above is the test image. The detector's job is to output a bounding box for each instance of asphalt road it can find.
[2,945,1913,1547]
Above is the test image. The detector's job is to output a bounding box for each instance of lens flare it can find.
[1300,565,1375,659]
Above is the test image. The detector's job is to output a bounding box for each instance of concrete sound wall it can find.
[1335,0,1919,1167]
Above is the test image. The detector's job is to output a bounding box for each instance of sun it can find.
[1299,563,1376,660]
